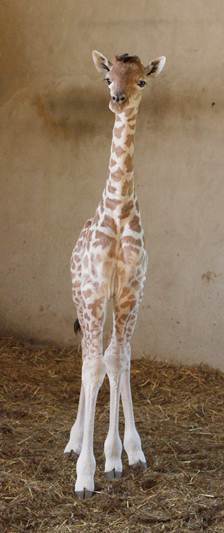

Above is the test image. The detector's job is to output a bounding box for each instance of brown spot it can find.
[125,154,133,172]
[122,236,142,246]
[131,280,139,289]
[129,215,141,233]
[120,300,131,309]
[111,168,125,181]
[83,219,92,229]
[82,288,92,298]
[105,198,122,210]
[121,287,130,298]
[121,244,140,262]
[125,107,135,117]
[128,121,136,130]
[114,145,126,158]
[108,183,117,194]
[91,261,97,277]
[126,134,134,147]
[120,297,136,309]
[87,298,104,318]
[108,239,117,258]
[102,215,117,233]
[122,179,134,196]
[120,200,134,219]
[122,180,129,196]
[95,230,114,243]
[114,125,125,138]
[118,313,129,323]
[93,231,116,253]
[127,115,137,124]
[110,158,117,167]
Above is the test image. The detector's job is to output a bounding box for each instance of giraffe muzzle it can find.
[109,95,128,113]
[112,93,127,103]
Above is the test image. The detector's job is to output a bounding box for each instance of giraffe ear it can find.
[144,56,166,77]
[92,50,112,75]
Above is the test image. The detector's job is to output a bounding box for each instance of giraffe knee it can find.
[82,356,106,389]
[104,343,129,379]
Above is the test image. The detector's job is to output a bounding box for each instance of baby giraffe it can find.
[64,50,166,498]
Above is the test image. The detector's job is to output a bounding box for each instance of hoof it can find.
[131,460,147,471]
[64,442,81,455]
[75,488,94,499]
[105,468,122,480]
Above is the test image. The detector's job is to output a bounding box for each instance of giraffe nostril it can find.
[112,94,126,103]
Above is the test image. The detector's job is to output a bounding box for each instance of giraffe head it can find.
[92,50,166,114]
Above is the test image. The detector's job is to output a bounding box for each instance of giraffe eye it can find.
[105,78,112,85]
[137,80,146,88]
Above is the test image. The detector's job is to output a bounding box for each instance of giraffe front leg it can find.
[64,384,85,455]
[64,330,86,455]
[115,298,147,471]
[75,356,106,498]
[103,340,127,479]
[121,357,147,469]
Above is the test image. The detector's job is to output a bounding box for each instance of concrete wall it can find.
[0,1,223,369]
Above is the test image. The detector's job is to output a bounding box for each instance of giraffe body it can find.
[64,51,166,497]
[71,111,147,334]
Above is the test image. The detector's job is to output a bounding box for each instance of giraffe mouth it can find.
[109,99,129,114]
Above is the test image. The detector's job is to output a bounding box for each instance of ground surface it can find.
[1,337,224,532]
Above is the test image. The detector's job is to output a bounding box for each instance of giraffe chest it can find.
[72,236,147,302]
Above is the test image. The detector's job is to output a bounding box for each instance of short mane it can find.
[116,53,140,64]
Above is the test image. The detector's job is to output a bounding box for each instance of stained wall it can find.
[0,1,223,368]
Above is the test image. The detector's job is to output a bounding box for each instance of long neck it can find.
[102,109,138,212]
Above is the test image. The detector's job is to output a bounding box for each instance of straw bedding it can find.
[1,337,224,532]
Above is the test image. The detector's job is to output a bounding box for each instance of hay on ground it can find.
[1,337,224,532]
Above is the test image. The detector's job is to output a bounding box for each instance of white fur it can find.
[74,357,106,493]
[121,362,146,465]
[64,384,84,454]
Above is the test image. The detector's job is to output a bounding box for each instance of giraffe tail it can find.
[74,318,81,335]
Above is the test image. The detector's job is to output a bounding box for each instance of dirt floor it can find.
[1,337,224,532]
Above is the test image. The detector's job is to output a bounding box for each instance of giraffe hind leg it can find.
[120,309,147,470]
[75,296,106,496]
[104,293,147,477]
[64,383,85,455]
[64,307,84,455]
